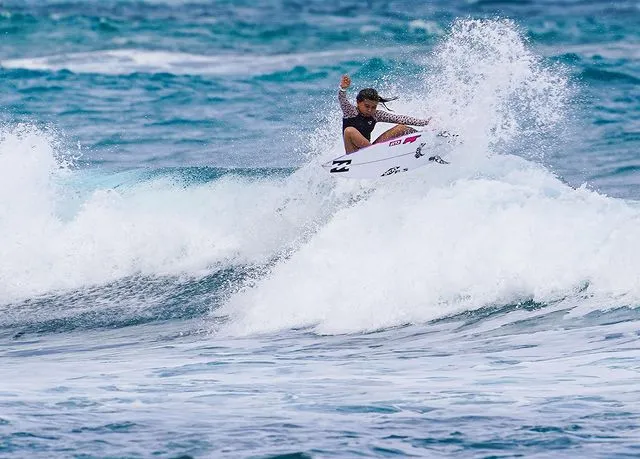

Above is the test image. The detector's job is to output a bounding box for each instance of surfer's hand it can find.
[340,75,351,90]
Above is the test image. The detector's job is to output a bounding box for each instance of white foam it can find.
[218,19,639,336]
[408,19,443,35]
[221,155,640,335]
[0,125,365,303]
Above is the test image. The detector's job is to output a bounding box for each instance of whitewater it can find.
[1,2,639,458]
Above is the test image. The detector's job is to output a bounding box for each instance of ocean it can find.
[1,0,639,457]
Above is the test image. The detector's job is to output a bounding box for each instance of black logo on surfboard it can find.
[330,159,352,173]
[381,166,408,176]
[414,142,427,158]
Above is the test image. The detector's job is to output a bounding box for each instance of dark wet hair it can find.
[356,88,398,111]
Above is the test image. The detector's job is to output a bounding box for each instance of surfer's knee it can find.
[343,126,359,138]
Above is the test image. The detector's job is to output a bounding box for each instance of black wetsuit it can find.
[342,114,377,141]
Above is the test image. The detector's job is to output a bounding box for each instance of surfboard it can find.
[322,130,457,179]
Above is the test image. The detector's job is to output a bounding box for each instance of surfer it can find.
[339,74,432,153]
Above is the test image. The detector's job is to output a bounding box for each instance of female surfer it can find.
[339,74,432,153]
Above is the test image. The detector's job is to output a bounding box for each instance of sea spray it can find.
[220,20,638,336]
[422,18,570,158]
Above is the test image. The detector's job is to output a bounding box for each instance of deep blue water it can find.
[1,1,639,457]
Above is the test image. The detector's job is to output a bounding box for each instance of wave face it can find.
[1,2,639,458]
[0,125,344,309]
[1,18,637,333]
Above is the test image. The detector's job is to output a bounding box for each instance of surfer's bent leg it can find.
[373,125,417,144]
[343,127,370,154]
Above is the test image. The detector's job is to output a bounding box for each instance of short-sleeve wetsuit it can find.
[338,89,430,141]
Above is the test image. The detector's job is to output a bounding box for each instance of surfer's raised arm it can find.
[338,75,357,118]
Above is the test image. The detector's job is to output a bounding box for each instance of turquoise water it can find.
[1,1,639,457]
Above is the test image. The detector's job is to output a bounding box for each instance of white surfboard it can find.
[322,130,457,179]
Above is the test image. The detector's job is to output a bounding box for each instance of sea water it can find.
[1,1,639,457]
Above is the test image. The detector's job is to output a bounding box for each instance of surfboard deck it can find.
[322,130,457,179]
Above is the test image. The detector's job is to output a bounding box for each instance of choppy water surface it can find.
[1,1,639,457]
